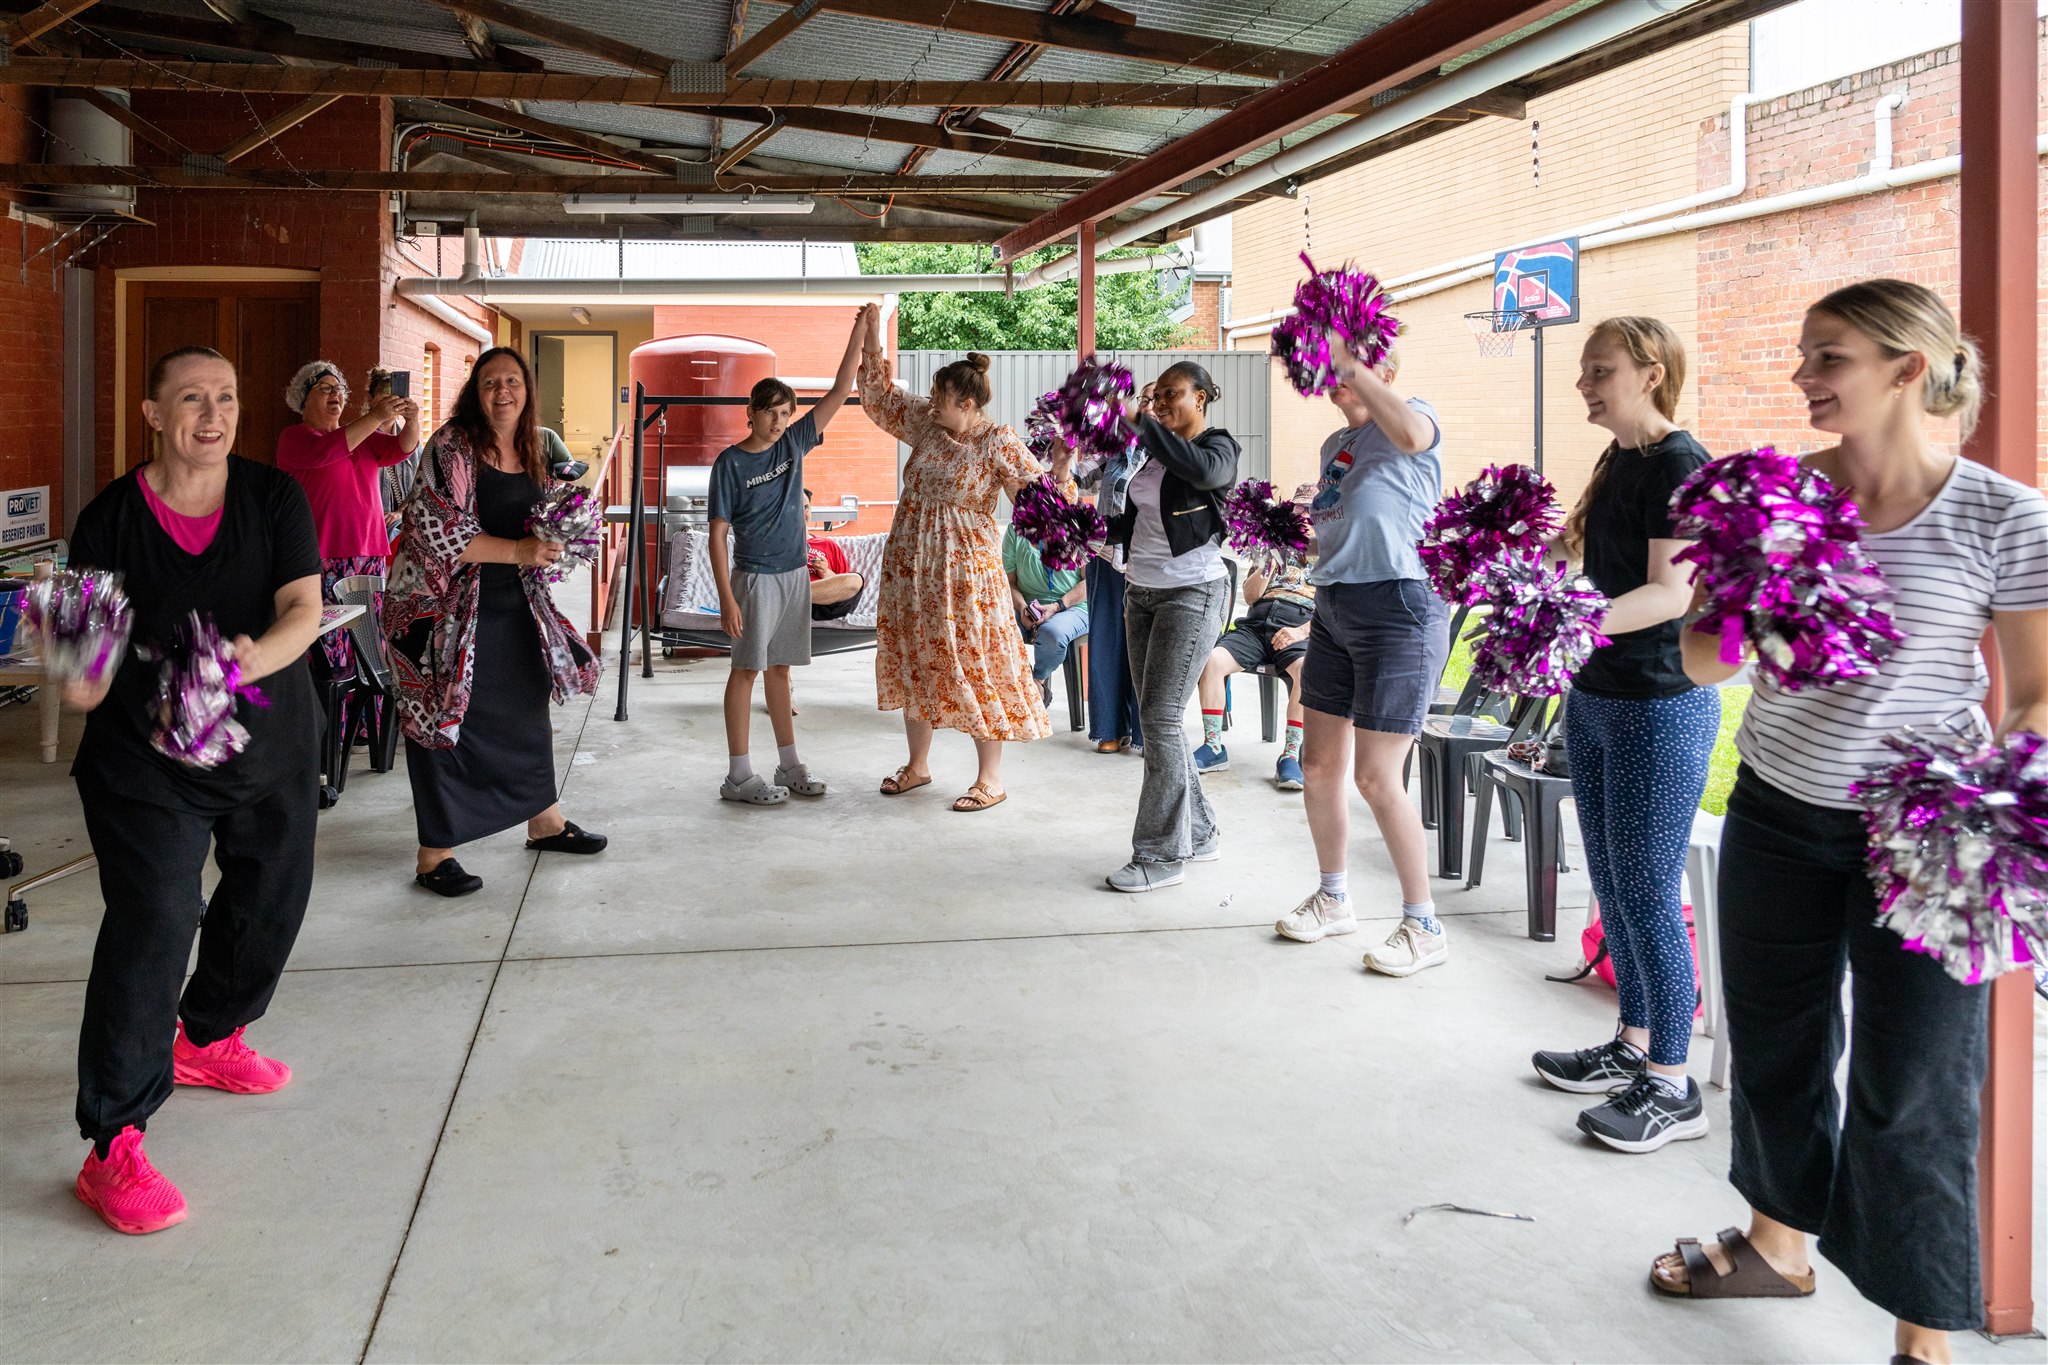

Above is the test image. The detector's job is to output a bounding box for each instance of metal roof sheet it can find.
[511,238,863,278]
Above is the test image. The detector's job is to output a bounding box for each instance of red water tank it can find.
[627,334,777,468]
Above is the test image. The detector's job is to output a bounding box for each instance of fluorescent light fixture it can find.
[562,193,815,216]
[569,306,593,325]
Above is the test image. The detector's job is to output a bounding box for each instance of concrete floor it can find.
[2,647,2044,1364]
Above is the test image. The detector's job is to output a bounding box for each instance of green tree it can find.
[856,242,1192,351]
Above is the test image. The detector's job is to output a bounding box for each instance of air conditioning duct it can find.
[46,90,136,217]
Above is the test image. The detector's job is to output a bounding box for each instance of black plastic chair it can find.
[1417,694,1548,879]
[1466,749,1576,941]
[308,649,358,808]
[333,574,400,775]
[1058,630,1089,733]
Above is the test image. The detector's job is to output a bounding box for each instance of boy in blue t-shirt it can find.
[707,306,867,805]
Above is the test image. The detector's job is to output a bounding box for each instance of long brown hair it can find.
[1562,316,1687,557]
[450,346,545,483]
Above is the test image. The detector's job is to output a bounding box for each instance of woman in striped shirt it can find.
[1652,279,2048,1365]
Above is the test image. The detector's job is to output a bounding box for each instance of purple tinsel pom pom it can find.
[1467,551,1610,698]
[1055,356,1140,467]
[1669,445,1904,692]
[1011,476,1108,573]
[1851,727,2048,984]
[1223,479,1312,567]
[1418,464,1562,605]
[1268,253,1402,397]
[526,483,601,584]
[21,568,132,683]
[1024,390,1063,464]
[146,611,268,769]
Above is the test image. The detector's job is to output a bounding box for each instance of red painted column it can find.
[1076,221,1096,358]
[1958,0,2038,1338]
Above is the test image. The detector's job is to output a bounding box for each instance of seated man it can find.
[803,488,865,621]
[1002,525,1088,706]
[1193,558,1315,790]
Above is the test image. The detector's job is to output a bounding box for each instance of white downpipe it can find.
[1032,0,1689,285]
[396,245,1185,299]
[413,292,495,347]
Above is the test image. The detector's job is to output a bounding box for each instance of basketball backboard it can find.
[1491,238,1580,329]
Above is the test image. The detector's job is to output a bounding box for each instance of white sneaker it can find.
[1364,919,1449,976]
[1275,889,1357,943]
[719,773,788,805]
[774,763,827,797]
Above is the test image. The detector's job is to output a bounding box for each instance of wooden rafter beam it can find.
[436,99,675,174]
[215,93,341,161]
[79,5,511,71]
[416,0,672,77]
[723,0,817,76]
[0,164,1110,194]
[6,0,99,48]
[75,88,187,156]
[744,105,1131,173]
[0,60,1258,108]
[815,0,1320,82]
[450,10,546,72]
[710,0,748,152]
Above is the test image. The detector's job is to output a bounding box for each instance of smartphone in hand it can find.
[388,370,411,399]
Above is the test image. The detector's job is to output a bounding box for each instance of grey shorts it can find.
[731,568,812,670]
[1300,578,1447,734]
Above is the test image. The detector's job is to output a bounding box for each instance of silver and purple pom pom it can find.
[21,568,133,684]
[146,611,267,769]
[1055,356,1141,467]
[1268,253,1402,397]
[1419,464,1562,605]
[1467,550,1610,698]
[525,484,602,585]
[1670,446,1904,692]
[1011,476,1108,573]
[1223,479,1312,568]
[1852,727,2048,985]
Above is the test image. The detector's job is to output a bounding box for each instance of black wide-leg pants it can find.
[74,775,316,1146]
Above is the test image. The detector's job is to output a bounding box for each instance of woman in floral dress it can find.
[857,303,1076,811]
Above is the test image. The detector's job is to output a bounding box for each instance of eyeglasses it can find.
[310,381,344,397]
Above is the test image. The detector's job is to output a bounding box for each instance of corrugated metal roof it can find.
[510,239,863,279]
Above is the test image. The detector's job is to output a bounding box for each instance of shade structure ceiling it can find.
[0,0,1796,248]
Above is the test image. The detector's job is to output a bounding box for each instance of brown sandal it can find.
[951,781,1007,812]
[1651,1228,1816,1299]
[879,766,931,796]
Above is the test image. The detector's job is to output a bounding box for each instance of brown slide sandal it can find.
[951,782,1007,812]
[1652,1228,1816,1299]
[879,766,932,796]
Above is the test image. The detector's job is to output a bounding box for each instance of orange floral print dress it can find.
[861,353,1074,741]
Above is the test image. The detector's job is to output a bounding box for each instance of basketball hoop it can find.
[1465,308,1535,358]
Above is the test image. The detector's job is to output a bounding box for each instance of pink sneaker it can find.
[172,1023,292,1094]
[76,1127,187,1235]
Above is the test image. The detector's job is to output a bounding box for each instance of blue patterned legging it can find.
[1564,686,1720,1066]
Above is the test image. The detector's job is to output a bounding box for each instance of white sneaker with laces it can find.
[774,763,827,797]
[1363,919,1449,976]
[1275,890,1357,943]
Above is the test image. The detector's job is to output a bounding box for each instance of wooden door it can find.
[124,281,320,471]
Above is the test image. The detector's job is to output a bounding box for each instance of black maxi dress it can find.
[403,462,558,847]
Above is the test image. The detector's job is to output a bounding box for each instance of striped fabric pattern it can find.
[1736,457,2048,808]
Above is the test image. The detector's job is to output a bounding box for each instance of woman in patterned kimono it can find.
[857,303,1076,812]
[382,347,605,897]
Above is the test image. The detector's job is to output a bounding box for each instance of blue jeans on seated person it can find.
[1027,604,1089,682]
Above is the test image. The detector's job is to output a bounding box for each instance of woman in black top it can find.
[62,346,325,1235]
[384,348,604,898]
[1528,317,1720,1154]
[1098,361,1241,893]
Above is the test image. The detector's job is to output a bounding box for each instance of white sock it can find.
[1319,870,1348,901]
[1403,902,1441,934]
[1646,1071,1690,1098]
[728,754,752,783]
[777,743,799,770]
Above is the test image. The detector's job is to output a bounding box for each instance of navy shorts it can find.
[1300,579,1446,734]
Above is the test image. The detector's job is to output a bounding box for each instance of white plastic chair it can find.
[1687,808,1730,1090]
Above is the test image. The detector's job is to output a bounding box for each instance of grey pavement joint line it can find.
[355,697,601,1365]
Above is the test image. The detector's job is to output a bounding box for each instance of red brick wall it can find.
[0,89,72,530]
[1696,23,2048,489]
[650,303,900,533]
[1175,279,1222,350]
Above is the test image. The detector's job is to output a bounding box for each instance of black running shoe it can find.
[1531,1036,1646,1094]
[1577,1074,1708,1154]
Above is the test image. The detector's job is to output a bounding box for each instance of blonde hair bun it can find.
[1812,278,1984,439]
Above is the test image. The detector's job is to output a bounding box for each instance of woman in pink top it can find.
[276,360,420,748]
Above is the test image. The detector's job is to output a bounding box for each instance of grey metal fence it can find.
[894,350,1272,483]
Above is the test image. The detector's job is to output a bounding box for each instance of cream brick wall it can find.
[1232,28,1750,502]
